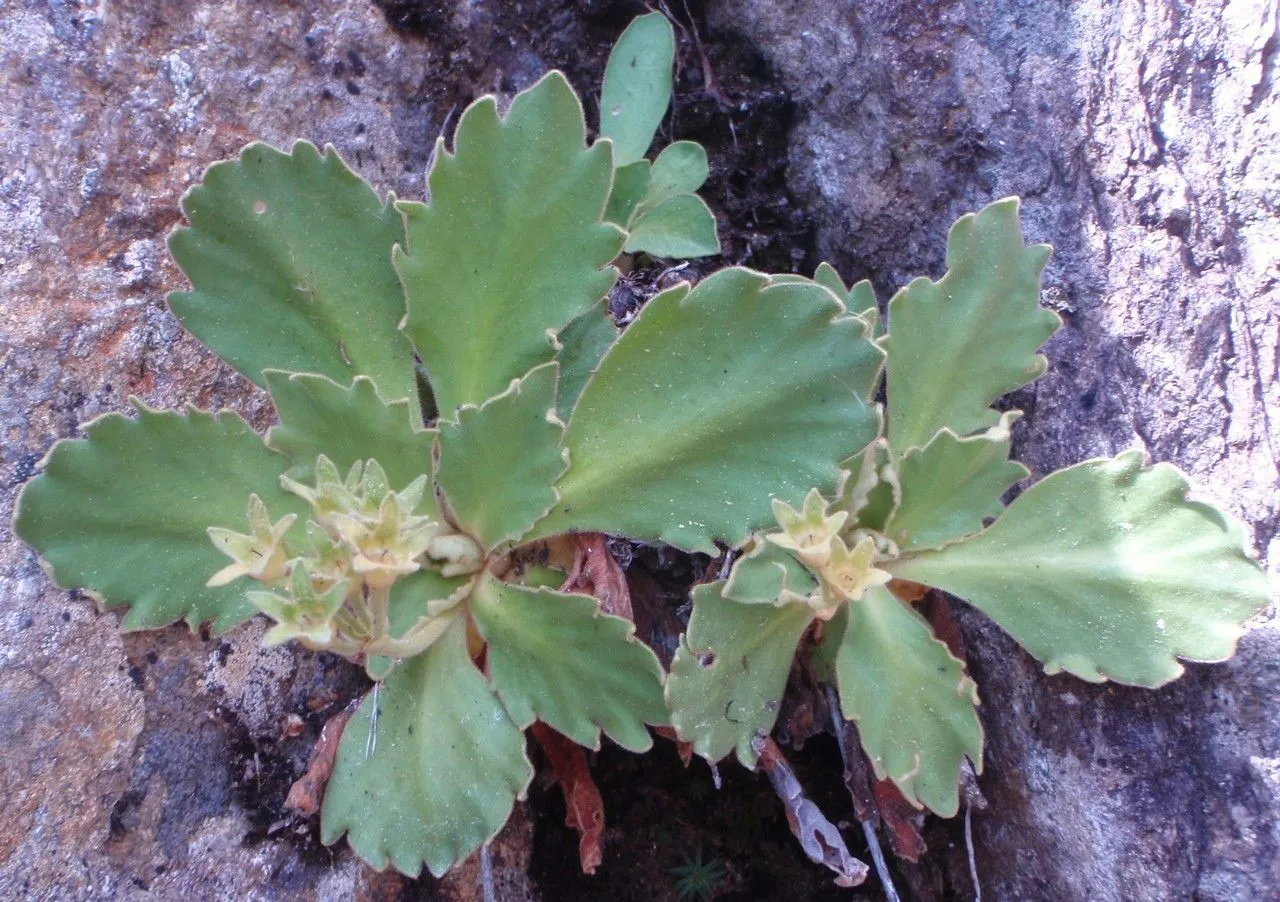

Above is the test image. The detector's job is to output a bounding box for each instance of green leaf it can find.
[14,403,305,633]
[553,300,618,422]
[886,451,1271,687]
[532,269,884,553]
[386,568,471,638]
[624,194,721,258]
[600,11,676,166]
[264,371,435,493]
[835,585,983,816]
[605,160,651,227]
[469,573,667,752]
[397,72,622,415]
[774,267,880,336]
[638,141,709,213]
[848,280,881,337]
[168,141,417,410]
[321,615,532,877]
[884,412,1028,550]
[435,363,566,550]
[811,262,849,300]
[883,197,1060,453]
[723,540,817,605]
[840,436,898,533]
[667,582,815,766]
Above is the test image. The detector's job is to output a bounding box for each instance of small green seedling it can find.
[13,18,867,879]
[670,847,728,902]
[599,11,720,258]
[665,199,1271,821]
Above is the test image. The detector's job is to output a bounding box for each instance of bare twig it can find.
[861,821,901,902]
[966,805,981,902]
[825,686,899,901]
[676,0,729,106]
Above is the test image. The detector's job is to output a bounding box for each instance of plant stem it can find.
[365,612,455,659]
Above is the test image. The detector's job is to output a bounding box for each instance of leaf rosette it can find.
[12,56,880,879]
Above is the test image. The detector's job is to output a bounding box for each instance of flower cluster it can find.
[207,456,483,660]
[767,488,892,619]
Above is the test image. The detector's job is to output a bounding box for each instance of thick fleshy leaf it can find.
[667,581,815,766]
[840,436,898,532]
[638,141,709,213]
[14,404,305,633]
[887,451,1270,687]
[435,363,566,550]
[775,266,880,336]
[884,413,1028,551]
[397,72,622,415]
[883,198,1059,453]
[723,540,817,605]
[386,569,471,638]
[599,11,675,166]
[469,573,667,752]
[321,615,533,877]
[811,262,848,300]
[532,269,883,553]
[264,371,435,492]
[835,585,982,816]
[168,141,417,408]
[553,301,618,421]
[624,194,720,258]
[848,281,881,337]
[605,160,651,227]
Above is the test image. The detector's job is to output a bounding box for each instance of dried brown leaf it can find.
[919,589,966,659]
[654,725,694,766]
[886,577,929,604]
[285,703,356,817]
[532,720,605,875]
[872,778,927,862]
[778,659,826,750]
[834,718,878,824]
[561,532,633,618]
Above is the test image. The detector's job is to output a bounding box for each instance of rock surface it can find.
[1,0,1275,900]
[1,1,441,897]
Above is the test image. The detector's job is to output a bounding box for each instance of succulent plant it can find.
[12,10,1268,887]
[11,21,866,875]
[664,199,1270,818]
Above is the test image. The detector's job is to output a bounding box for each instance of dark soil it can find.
[529,735,864,902]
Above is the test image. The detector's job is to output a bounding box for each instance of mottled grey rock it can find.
[709,0,1278,899]
[0,0,437,897]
